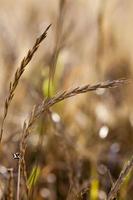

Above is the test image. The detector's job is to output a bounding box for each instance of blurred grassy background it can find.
[0,0,133,199]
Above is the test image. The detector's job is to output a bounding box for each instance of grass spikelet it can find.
[14,78,126,200]
[19,79,127,145]
[0,24,51,142]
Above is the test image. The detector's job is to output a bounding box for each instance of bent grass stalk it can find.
[0,24,51,142]
[17,79,126,199]
[20,79,126,156]
[22,79,126,140]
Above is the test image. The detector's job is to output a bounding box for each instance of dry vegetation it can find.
[0,0,133,200]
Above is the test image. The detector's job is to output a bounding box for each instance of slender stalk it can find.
[36,79,127,120]
[107,156,133,200]
[17,79,127,200]
[0,24,51,142]
[21,157,29,197]
[22,79,127,142]
[48,0,65,95]
[17,158,21,200]
[7,168,14,200]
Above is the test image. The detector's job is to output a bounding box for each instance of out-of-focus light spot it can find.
[60,50,69,63]
[51,112,60,123]
[99,190,107,200]
[47,173,56,183]
[0,165,7,174]
[97,164,107,175]
[110,143,120,153]
[40,188,51,198]
[95,103,112,124]
[96,88,105,95]
[99,125,109,139]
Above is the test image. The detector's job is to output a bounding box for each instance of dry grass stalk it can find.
[0,24,51,142]
[48,0,66,95]
[95,0,107,74]
[7,168,14,200]
[16,79,126,200]
[21,157,29,197]
[18,79,126,185]
[20,106,36,153]
[37,78,126,118]
[16,106,36,200]
[17,159,21,200]
[20,79,127,143]
[15,79,126,198]
[107,155,133,200]
[106,168,114,186]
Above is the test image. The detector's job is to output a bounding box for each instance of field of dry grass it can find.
[0,0,133,199]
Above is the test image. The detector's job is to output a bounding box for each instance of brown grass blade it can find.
[0,24,51,142]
